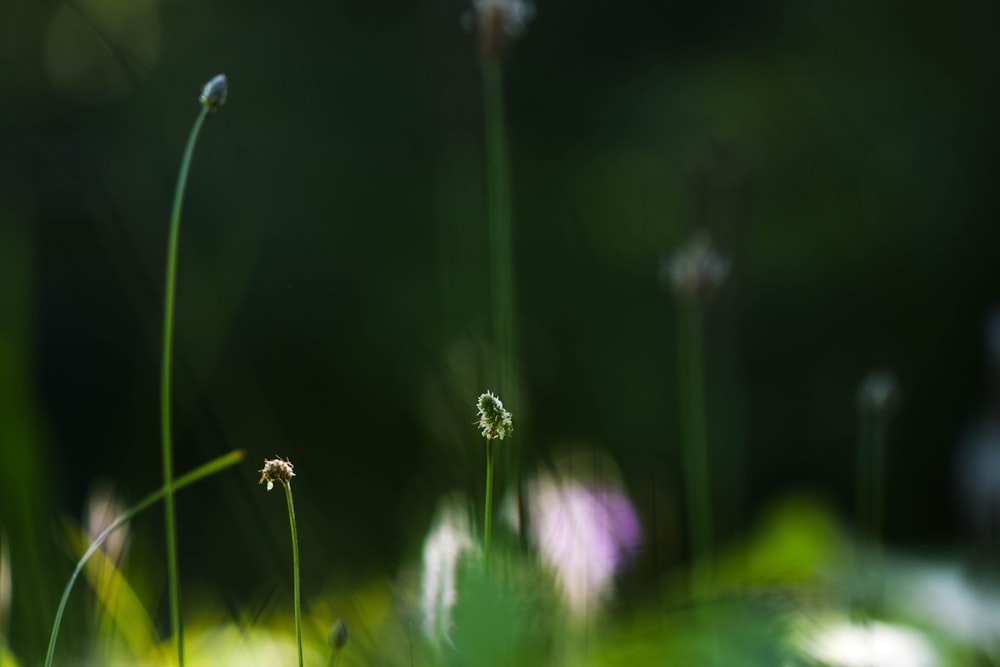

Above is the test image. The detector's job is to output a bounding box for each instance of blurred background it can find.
[2,0,999,661]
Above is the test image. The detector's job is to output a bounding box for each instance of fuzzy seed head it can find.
[857,370,901,417]
[466,0,534,60]
[199,73,228,111]
[258,456,295,491]
[476,391,513,441]
[660,231,729,305]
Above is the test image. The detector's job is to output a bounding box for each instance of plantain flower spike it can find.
[476,391,513,441]
[258,456,295,491]
[199,73,228,112]
[661,230,730,305]
[467,0,534,60]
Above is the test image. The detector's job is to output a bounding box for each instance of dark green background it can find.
[2,0,998,660]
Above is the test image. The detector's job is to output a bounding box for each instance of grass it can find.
[44,450,245,667]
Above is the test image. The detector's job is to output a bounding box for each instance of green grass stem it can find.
[160,104,211,666]
[482,59,515,407]
[282,481,304,667]
[484,438,496,564]
[678,305,712,594]
[44,450,245,667]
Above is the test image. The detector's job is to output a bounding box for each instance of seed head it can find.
[857,370,901,417]
[199,73,228,111]
[476,391,513,441]
[258,456,295,491]
[466,0,534,60]
[660,231,729,305]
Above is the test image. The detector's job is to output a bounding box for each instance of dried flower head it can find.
[258,456,295,491]
[857,370,901,417]
[466,0,534,60]
[660,231,730,304]
[476,390,513,441]
[199,73,228,111]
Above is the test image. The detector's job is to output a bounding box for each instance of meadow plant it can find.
[466,0,531,411]
[44,450,245,667]
[159,72,228,666]
[259,456,303,667]
[476,390,513,563]
[662,230,729,595]
[856,369,900,611]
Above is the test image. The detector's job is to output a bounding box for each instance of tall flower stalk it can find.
[476,391,514,564]
[260,457,303,667]
[855,370,899,612]
[160,73,227,666]
[662,231,728,596]
[468,0,533,554]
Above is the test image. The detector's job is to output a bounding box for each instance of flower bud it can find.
[199,73,228,111]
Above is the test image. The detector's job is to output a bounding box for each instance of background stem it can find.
[679,305,712,594]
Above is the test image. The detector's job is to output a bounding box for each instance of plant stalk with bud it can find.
[476,391,513,563]
[259,457,303,667]
[468,0,532,557]
[662,231,729,597]
[159,72,227,667]
[856,370,900,613]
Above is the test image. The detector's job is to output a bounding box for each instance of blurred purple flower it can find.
[513,473,641,618]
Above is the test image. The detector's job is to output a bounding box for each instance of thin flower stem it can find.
[160,104,210,667]
[482,59,514,404]
[484,438,496,565]
[283,481,304,667]
[679,305,712,594]
[45,450,245,667]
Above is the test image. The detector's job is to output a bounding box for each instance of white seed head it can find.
[199,73,228,111]
[476,390,513,441]
[660,231,729,304]
[857,370,901,417]
[467,0,534,60]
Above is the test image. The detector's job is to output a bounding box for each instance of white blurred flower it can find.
[510,468,640,619]
[86,480,129,563]
[660,231,729,304]
[420,496,476,643]
[797,617,937,667]
[465,0,534,59]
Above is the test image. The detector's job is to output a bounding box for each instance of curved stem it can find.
[44,450,245,667]
[161,104,210,667]
[284,482,304,667]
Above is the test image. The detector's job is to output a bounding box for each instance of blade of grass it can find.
[44,449,245,667]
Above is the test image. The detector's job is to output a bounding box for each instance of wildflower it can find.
[199,73,228,111]
[857,370,900,417]
[476,391,513,441]
[420,497,476,643]
[466,0,534,60]
[797,617,938,667]
[507,470,641,619]
[258,456,295,491]
[660,230,729,304]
